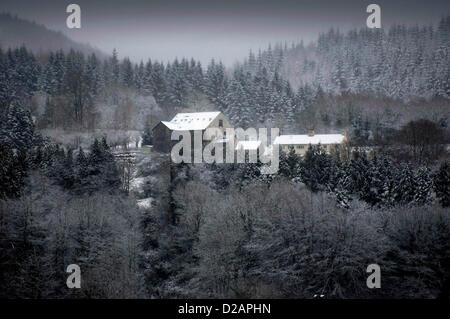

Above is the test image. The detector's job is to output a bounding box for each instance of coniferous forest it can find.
[0,11,449,299]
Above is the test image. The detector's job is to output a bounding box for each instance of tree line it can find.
[211,145,449,209]
[244,16,450,101]
[140,158,449,299]
[0,44,315,131]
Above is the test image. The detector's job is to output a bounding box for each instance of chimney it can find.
[308,129,315,137]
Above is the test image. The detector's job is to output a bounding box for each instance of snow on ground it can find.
[128,150,160,210]
[130,177,145,191]
[41,128,143,149]
[273,133,346,145]
[137,198,153,209]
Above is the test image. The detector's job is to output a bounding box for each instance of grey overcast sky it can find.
[2,0,449,65]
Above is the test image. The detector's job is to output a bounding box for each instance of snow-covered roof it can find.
[235,140,262,151]
[161,112,221,131]
[273,134,346,145]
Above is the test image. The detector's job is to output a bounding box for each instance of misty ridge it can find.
[0,13,105,58]
[2,14,447,134]
[0,11,449,299]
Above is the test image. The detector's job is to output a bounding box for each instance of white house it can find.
[273,131,347,155]
[152,111,231,152]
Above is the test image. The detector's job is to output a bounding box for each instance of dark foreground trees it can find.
[0,174,143,298]
[434,161,450,208]
[0,121,143,298]
[394,119,446,164]
[141,178,449,299]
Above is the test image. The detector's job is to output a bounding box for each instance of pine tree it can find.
[61,148,75,189]
[142,122,153,145]
[1,99,35,152]
[134,61,145,91]
[149,61,166,104]
[348,151,371,201]
[300,145,332,192]
[204,60,227,110]
[433,162,449,207]
[393,163,417,205]
[190,59,204,91]
[88,138,104,175]
[120,57,134,88]
[142,59,154,96]
[75,147,88,188]
[165,58,188,108]
[414,166,433,205]
[327,162,352,208]
[85,53,101,99]
[225,78,251,127]
[111,49,120,86]
[0,142,25,199]
[237,160,262,189]
[41,52,57,95]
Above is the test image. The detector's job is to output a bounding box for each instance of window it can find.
[219,119,223,127]
[296,145,305,149]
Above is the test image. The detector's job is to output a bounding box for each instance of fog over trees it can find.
[251,17,450,101]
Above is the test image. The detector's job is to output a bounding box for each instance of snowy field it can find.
[40,128,143,150]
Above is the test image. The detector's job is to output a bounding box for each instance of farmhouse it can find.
[152,111,231,153]
[273,130,347,156]
[153,112,347,160]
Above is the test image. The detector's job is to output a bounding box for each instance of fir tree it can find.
[433,162,449,207]
[414,166,433,205]
[299,145,332,192]
[142,122,153,146]
[0,142,25,199]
